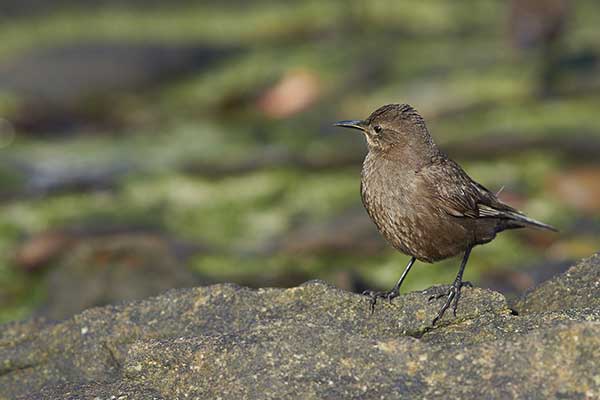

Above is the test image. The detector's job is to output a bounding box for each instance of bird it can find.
[334,104,556,325]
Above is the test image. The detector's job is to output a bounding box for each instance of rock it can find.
[34,381,166,400]
[267,206,384,257]
[0,42,238,133]
[518,252,600,313]
[1,254,599,399]
[509,0,569,50]
[14,230,73,271]
[0,1,198,18]
[479,258,572,300]
[39,233,206,320]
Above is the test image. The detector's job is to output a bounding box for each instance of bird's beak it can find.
[333,120,366,132]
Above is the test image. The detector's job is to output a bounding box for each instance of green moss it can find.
[2,0,600,321]
[0,2,341,58]
[0,165,24,195]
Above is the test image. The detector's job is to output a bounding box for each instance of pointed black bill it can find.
[333,120,366,131]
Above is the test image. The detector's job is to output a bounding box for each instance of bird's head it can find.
[334,104,436,155]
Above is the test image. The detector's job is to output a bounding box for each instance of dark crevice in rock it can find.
[102,341,122,371]
[0,362,37,378]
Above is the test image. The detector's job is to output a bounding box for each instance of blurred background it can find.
[1,0,599,323]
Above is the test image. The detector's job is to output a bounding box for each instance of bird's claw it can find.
[427,290,447,302]
[362,289,399,314]
[430,280,471,325]
[425,281,472,302]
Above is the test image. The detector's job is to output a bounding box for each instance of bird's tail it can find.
[505,210,558,232]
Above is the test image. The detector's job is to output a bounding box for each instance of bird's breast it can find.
[360,155,468,261]
[361,159,423,254]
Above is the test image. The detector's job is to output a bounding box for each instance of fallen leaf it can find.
[256,69,321,118]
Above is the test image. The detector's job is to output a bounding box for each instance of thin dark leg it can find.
[431,246,472,325]
[363,256,416,313]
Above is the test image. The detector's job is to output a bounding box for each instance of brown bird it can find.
[334,104,556,325]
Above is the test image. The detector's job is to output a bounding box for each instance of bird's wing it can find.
[422,157,509,219]
[422,157,557,231]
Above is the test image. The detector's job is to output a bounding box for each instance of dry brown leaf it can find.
[256,69,321,118]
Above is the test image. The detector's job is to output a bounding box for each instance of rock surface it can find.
[38,232,206,320]
[1,254,599,399]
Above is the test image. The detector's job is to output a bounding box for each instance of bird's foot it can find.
[429,280,472,325]
[362,288,399,314]
[425,281,472,301]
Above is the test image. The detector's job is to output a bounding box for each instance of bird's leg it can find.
[363,257,416,314]
[426,281,473,300]
[431,246,472,325]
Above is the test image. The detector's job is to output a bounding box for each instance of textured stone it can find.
[1,254,599,399]
[518,253,600,313]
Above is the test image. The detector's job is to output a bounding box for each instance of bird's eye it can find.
[374,125,382,133]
